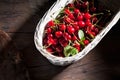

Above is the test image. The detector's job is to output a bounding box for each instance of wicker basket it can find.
[34,0,120,66]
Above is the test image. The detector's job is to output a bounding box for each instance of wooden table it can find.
[0,0,120,80]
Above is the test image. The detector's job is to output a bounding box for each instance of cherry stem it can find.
[75,0,84,4]
[79,0,84,4]
[89,34,95,39]
[92,13,104,17]
[73,33,79,41]
[94,15,103,26]
[102,11,111,23]
[54,19,60,24]
[68,40,72,46]
[95,25,103,29]
[86,36,92,42]
[87,1,89,12]
[43,44,51,49]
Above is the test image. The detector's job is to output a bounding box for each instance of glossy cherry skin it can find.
[84,13,91,19]
[59,24,66,31]
[46,47,54,53]
[74,9,80,15]
[77,15,83,21]
[64,8,71,15]
[47,34,53,39]
[55,31,63,38]
[84,40,89,45]
[78,21,85,28]
[47,20,55,27]
[85,20,92,27]
[59,37,68,47]
[47,38,55,45]
[63,32,72,41]
[67,25,75,34]
[46,28,52,34]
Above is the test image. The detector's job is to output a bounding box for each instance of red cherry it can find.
[59,37,68,47]
[47,34,53,39]
[66,34,72,41]
[72,22,78,26]
[73,25,79,31]
[84,13,91,19]
[68,13,75,20]
[46,47,54,53]
[74,9,80,15]
[92,17,98,24]
[64,8,71,15]
[73,43,81,51]
[72,35,78,41]
[94,27,99,34]
[47,38,55,45]
[84,40,89,45]
[46,28,52,34]
[53,38,58,45]
[81,13,85,16]
[64,16,73,23]
[55,31,63,38]
[91,25,95,31]
[59,24,66,31]
[55,46,63,52]
[78,21,85,28]
[82,1,89,8]
[85,20,92,27]
[67,25,75,34]
[90,7,96,12]
[68,3,74,7]
[47,20,55,27]
[77,15,83,21]
[63,32,71,41]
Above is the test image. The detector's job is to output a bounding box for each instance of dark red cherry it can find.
[55,31,63,38]
[59,37,68,47]
[47,34,53,39]
[84,39,89,45]
[84,13,91,19]
[78,21,85,28]
[59,24,66,31]
[74,9,80,15]
[63,32,72,41]
[46,28,52,34]
[46,47,54,53]
[47,20,55,27]
[55,46,63,53]
[67,25,75,34]
[64,8,71,15]
[77,15,83,21]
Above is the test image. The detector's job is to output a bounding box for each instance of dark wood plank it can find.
[0,30,29,80]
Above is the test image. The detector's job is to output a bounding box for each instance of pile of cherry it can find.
[43,0,111,57]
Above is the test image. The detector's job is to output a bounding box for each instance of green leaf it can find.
[79,40,85,47]
[69,7,74,12]
[70,48,78,56]
[78,30,85,41]
[64,45,78,57]
[54,19,60,24]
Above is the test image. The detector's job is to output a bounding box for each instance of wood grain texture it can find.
[0,30,29,80]
[0,0,120,80]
